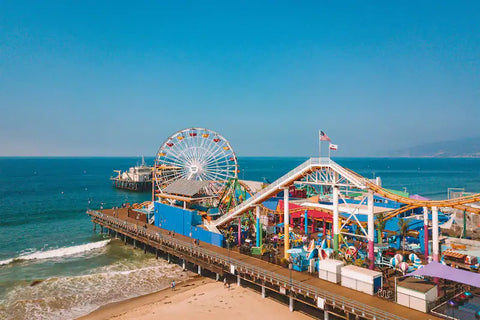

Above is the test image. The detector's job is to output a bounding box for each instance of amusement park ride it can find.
[153,127,238,205]
[144,127,480,273]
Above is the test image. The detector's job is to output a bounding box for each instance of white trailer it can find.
[341,265,382,295]
[318,259,344,284]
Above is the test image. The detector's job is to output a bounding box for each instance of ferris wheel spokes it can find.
[154,128,238,198]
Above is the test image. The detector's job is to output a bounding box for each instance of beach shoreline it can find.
[78,276,312,320]
[77,275,203,320]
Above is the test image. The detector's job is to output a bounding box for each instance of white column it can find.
[182,259,186,270]
[324,311,329,320]
[367,190,375,269]
[423,206,428,225]
[256,205,261,247]
[216,273,220,281]
[332,186,339,252]
[432,206,439,261]
[289,296,294,312]
[261,284,266,298]
[237,274,241,286]
[198,265,201,275]
[423,206,429,258]
[284,187,290,259]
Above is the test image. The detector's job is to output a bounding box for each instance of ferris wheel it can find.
[154,128,238,197]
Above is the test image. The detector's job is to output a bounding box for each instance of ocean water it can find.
[0,157,480,319]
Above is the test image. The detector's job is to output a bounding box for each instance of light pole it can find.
[289,262,293,287]
[228,237,231,263]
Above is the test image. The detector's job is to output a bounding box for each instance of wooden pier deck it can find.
[88,208,441,320]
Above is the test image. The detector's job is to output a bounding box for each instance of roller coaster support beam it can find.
[432,206,439,262]
[368,190,374,270]
[333,186,340,253]
[284,187,290,259]
[283,187,290,259]
[256,206,261,247]
[423,207,429,259]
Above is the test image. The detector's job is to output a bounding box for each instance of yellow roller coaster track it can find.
[342,168,480,216]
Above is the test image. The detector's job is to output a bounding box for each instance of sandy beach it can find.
[79,276,312,320]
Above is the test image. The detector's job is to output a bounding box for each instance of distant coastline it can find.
[391,136,480,158]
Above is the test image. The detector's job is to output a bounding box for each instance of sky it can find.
[0,1,479,157]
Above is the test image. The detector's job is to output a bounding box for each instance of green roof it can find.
[384,188,409,198]
[348,192,364,198]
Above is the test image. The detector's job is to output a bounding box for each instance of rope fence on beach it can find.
[88,209,407,320]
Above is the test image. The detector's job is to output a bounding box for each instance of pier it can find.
[88,208,441,320]
[110,177,151,191]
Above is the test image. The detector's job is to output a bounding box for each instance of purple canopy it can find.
[407,261,480,288]
[409,194,431,201]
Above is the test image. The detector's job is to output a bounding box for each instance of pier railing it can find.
[88,209,407,320]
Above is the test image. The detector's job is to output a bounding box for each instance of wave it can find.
[0,240,111,266]
[0,257,189,320]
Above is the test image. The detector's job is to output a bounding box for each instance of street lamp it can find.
[289,262,293,287]
[228,239,231,263]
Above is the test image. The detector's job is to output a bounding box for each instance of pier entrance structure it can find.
[206,157,480,264]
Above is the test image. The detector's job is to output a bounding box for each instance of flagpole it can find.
[328,144,331,159]
[318,130,321,160]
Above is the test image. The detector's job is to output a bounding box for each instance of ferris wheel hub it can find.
[189,164,200,174]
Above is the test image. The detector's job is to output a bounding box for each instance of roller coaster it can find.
[206,157,480,232]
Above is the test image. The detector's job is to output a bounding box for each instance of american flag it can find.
[320,131,331,142]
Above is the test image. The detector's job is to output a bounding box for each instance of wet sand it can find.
[79,277,312,320]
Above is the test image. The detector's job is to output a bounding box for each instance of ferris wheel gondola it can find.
[154,128,238,198]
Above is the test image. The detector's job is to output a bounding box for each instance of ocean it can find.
[1,157,480,319]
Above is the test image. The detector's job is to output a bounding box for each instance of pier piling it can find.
[289,296,294,312]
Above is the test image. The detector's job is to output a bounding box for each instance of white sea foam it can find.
[0,240,111,266]
[0,258,14,266]
[0,257,189,320]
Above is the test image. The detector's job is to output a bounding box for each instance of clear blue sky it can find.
[1,1,479,157]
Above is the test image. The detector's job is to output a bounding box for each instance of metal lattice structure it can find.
[207,157,480,230]
[154,128,238,198]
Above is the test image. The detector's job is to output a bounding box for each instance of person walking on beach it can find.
[171,280,176,291]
